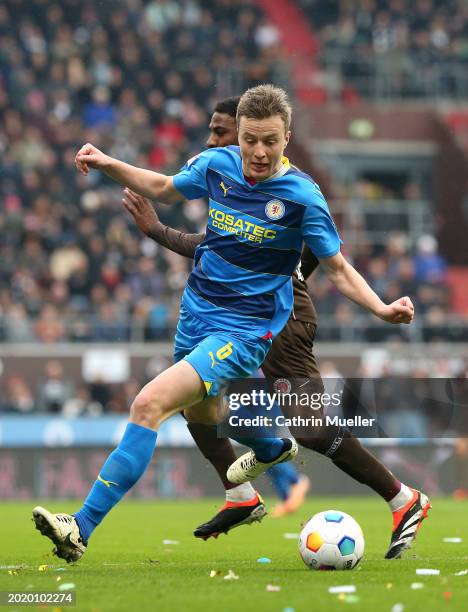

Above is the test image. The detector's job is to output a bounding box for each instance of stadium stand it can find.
[0,0,466,361]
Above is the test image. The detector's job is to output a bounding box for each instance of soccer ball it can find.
[298,510,364,570]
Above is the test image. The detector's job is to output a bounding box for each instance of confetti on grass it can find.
[58,583,75,591]
[257,557,271,563]
[38,565,48,572]
[328,586,356,594]
[223,570,239,581]
[343,595,360,603]
[162,539,179,545]
[283,533,299,539]
[442,537,462,543]
[410,583,424,590]
[416,569,440,576]
[209,570,221,578]
[266,584,281,592]
[453,570,468,576]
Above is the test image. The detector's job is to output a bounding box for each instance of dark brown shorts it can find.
[260,320,327,436]
[261,319,321,381]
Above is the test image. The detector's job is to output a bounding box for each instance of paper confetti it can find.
[266,584,281,592]
[443,591,453,601]
[386,583,393,589]
[8,570,18,576]
[57,583,75,592]
[223,569,239,581]
[38,565,48,572]
[283,533,300,539]
[283,608,296,612]
[443,537,462,543]
[257,557,271,563]
[209,570,221,578]
[342,595,360,604]
[454,570,468,576]
[56,577,61,582]
[328,585,356,594]
[410,583,424,590]
[162,539,179,545]
[53,568,66,572]
[416,569,440,576]
[391,604,404,612]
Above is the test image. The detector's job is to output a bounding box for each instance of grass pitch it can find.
[0,498,466,611]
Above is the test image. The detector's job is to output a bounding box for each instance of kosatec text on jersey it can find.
[209,206,276,243]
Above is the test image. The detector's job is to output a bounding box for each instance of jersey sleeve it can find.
[302,186,342,258]
[172,149,217,200]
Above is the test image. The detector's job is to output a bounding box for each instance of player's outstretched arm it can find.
[319,252,414,324]
[75,143,181,203]
[122,189,203,259]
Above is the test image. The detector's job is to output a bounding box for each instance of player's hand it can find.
[377,296,414,324]
[75,143,110,175]
[122,188,160,236]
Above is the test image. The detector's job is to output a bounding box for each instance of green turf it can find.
[0,498,466,611]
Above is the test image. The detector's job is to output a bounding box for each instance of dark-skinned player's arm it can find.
[75,143,181,203]
[299,245,319,280]
[122,189,203,259]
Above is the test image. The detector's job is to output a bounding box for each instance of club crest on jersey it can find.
[265,199,285,221]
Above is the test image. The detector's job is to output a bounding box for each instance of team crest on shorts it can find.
[265,199,285,220]
[274,378,291,394]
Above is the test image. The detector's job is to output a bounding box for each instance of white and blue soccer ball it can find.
[298,510,365,570]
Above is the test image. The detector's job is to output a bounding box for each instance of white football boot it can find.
[227,438,298,484]
[32,506,86,563]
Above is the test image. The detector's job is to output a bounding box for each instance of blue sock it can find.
[233,437,285,462]
[74,423,157,543]
[267,463,300,499]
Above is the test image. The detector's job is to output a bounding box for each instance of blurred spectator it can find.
[299,0,468,100]
[2,375,35,413]
[37,360,74,413]
[414,234,448,283]
[62,386,103,417]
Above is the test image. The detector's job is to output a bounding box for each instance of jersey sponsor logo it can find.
[209,206,276,243]
[97,474,119,488]
[265,199,285,221]
[219,181,232,197]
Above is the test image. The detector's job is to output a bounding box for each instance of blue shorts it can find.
[174,306,272,397]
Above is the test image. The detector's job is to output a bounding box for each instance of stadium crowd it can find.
[299,0,468,99]
[0,0,466,346]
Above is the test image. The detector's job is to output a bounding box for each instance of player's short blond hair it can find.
[236,84,292,132]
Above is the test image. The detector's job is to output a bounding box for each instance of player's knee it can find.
[130,390,167,429]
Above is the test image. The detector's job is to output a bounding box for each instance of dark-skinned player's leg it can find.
[185,421,266,540]
[229,320,431,558]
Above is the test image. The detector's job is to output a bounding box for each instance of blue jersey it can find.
[173,146,341,338]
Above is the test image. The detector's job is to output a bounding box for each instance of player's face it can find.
[206,112,238,147]
[238,115,290,181]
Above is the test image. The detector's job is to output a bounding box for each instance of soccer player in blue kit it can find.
[32,85,428,563]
